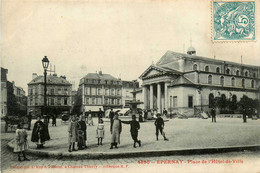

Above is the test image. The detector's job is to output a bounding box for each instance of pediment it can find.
[139,65,166,79]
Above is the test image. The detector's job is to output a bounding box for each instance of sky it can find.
[1,0,260,94]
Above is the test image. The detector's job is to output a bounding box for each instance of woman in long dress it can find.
[110,113,122,149]
[14,123,29,161]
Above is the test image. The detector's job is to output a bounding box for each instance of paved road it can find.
[1,118,260,173]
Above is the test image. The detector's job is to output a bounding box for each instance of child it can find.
[122,114,141,148]
[96,118,105,145]
[14,123,29,161]
[154,113,169,141]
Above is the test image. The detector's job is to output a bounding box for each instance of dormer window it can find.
[226,68,230,74]
[236,70,240,76]
[205,66,209,72]
[216,67,220,73]
[193,64,198,71]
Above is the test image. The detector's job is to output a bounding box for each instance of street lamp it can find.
[42,56,49,116]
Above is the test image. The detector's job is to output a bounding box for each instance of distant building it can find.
[139,47,260,116]
[79,71,138,112]
[27,73,72,116]
[1,67,8,116]
[12,81,27,113]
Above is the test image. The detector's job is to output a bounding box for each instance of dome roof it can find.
[187,46,196,52]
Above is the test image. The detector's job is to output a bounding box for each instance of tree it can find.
[238,95,259,111]
[214,94,227,112]
[71,89,82,115]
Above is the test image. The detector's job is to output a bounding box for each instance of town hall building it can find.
[139,47,260,116]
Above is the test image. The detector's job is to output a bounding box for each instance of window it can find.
[111,99,114,105]
[245,71,248,77]
[51,98,54,105]
[105,98,108,104]
[64,98,68,105]
[64,88,68,95]
[242,79,245,88]
[193,64,198,71]
[105,80,108,84]
[97,98,101,104]
[117,89,120,96]
[51,88,54,95]
[216,67,220,73]
[188,96,193,108]
[58,88,61,94]
[98,88,101,95]
[208,75,212,84]
[57,98,61,105]
[92,79,95,83]
[126,90,130,97]
[86,98,89,104]
[173,96,177,108]
[231,77,235,87]
[117,99,120,105]
[30,98,33,106]
[105,89,108,95]
[111,89,114,95]
[85,87,89,95]
[236,70,240,76]
[92,87,96,95]
[226,68,230,74]
[205,66,209,72]
[220,76,224,86]
[92,98,95,104]
[98,80,101,84]
[251,80,255,88]
[35,96,38,105]
[253,73,256,78]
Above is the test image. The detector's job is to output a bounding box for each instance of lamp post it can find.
[42,56,49,116]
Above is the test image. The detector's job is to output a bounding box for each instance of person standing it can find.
[98,108,103,121]
[122,114,141,148]
[154,113,168,141]
[110,113,122,149]
[77,115,86,150]
[68,115,78,152]
[27,111,32,130]
[109,109,115,131]
[96,118,105,145]
[14,123,29,161]
[163,108,168,117]
[211,107,216,123]
[31,116,50,149]
[138,111,143,122]
[87,110,94,126]
[52,114,57,127]
[242,108,247,123]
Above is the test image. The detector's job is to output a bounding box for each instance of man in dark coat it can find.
[31,116,50,149]
[77,115,87,150]
[52,114,57,127]
[154,113,168,141]
[163,108,168,117]
[98,108,103,121]
[27,111,32,130]
[211,108,216,123]
[242,108,247,123]
[109,109,115,132]
[122,114,141,148]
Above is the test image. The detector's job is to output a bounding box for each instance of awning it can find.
[84,106,103,112]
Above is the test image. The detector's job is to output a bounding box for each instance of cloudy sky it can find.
[2,0,260,93]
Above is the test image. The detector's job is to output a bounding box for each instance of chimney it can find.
[99,70,102,76]
[32,73,37,80]
[60,75,66,80]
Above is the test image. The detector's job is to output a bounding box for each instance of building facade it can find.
[79,71,138,112]
[1,68,8,116]
[27,73,72,116]
[139,47,260,116]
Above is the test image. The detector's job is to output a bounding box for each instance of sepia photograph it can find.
[1,0,260,173]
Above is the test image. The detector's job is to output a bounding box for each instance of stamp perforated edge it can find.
[211,0,257,43]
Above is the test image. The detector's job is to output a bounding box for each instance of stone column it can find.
[150,85,153,110]
[157,83,161,113]
[142,85,147,109]
[164,83,168,111]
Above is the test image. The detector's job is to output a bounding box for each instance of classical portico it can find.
[140,65,179,113]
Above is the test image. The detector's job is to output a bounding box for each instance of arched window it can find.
[236,70,240,76]
[193,64,198,71]
[245,71,248,77]
[226,68,230,74]
[242,79,245,88]
[208,75,212,84]
[205,66,209,72]
[220,76,224,86]
[216,67,220,73]
[251,80,255,88]
[209,93,214,108]
[231,77,235,87]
